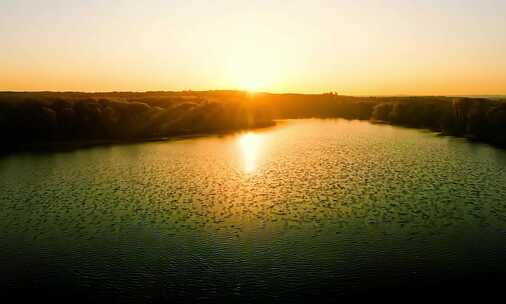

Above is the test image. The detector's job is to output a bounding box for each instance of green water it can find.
[1,119,506,301]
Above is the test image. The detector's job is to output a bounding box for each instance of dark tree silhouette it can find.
[1,91,505,152]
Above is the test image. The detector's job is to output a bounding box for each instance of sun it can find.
[225,47,281,92]
[228,61,277,92]
[235,74,266,92]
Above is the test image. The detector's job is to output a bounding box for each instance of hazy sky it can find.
[1,0,505,95]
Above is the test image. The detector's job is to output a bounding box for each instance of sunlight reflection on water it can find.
[1,119,506,301]
[237,132,263,173]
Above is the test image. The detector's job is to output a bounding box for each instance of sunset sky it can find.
[1,0,505,95]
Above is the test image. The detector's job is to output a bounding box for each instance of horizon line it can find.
[1,90,505,98]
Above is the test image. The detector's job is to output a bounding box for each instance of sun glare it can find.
[226,46,281,92]
[237,132,263,173]
[228,62,278,92]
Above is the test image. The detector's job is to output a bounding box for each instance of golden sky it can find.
[1,0,505,95]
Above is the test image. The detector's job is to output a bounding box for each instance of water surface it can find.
[1,119,506,302]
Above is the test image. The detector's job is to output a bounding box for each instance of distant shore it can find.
[1,91,505,153]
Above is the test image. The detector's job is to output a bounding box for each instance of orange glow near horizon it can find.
[1,1,505,95]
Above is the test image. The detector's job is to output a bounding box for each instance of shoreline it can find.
[2,118,506,158]
[0,121,278,156]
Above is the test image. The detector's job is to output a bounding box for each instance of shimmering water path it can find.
[1,119,506,302]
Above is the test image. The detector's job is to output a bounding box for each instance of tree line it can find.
[370,97,506,146]
[0,91,504,151]
[0,92,273,151]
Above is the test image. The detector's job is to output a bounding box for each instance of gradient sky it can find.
[1,0,505,95]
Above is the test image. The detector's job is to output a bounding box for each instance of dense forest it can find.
[0,91,273,151]
[0,91,505,151]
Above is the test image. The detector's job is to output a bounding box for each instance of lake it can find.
[1,119,506,302]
